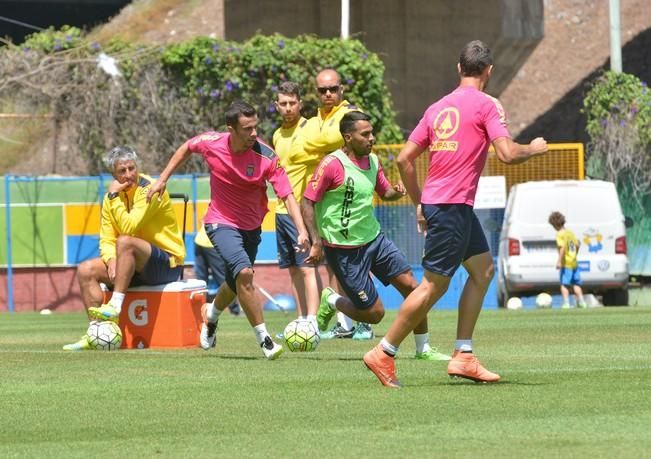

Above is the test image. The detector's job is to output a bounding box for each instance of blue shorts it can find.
[324,232,410,309]
[421,204,489,277]
[130,244,183,286]
[275,213,310,269]
[560,267,582,286]
[205,223,261,293]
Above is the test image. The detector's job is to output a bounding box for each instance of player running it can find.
[302,111,449,361]
[148,101,309,360]
[364,40,548,387]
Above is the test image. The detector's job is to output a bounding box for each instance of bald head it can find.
[315,69,341,87]
[315,69,343,113]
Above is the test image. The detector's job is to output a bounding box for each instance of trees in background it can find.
[0,26,402,174]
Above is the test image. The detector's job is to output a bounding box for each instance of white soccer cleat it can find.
[260,336,284,360]
[200,303,218,350]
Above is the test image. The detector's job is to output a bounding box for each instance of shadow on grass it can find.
[403,379,546,387]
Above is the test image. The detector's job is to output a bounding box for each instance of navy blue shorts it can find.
[421,204,489,277]
[560,267,582,286]
[130,244,183,286]
[205,223,261,293]
[324,232,410,309]
[275,213,311,269]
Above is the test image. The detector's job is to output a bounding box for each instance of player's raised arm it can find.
[492,136,548,165]
[147,141,192,202]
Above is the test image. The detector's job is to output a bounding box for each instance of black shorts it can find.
[275,213,311,269]
[131,244,183,286]
[205,223,260,293]
[324,232,410,309]
[421,204,489,277]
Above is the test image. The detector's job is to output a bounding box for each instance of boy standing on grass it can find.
[548,211,587,309]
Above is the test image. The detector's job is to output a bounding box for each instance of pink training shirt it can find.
[188,131,293,230]
[304,152,392,203]
[408,86,511,206]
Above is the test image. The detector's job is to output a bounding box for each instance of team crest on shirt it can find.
[430,107,460,152]
[358,291,369,302]
[246,164,254,176]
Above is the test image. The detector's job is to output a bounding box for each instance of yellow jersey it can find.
[194,223,213,249]
[301,100,362,163]
[556,228,579,269]
[272,117,309,214]
[100,174,185,267]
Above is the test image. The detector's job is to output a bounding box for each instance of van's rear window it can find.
[515,187,621,224]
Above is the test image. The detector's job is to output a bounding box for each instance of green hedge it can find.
[161,34,403,143]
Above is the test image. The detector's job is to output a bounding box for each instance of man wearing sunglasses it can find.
[301,68,373,341]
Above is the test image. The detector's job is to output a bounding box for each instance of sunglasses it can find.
[317,85,340,94]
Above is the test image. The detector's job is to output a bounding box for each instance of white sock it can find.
[298,315,306,320]
[207,303,222,322]
[306,314,317,330]
[455,339,473,352]
[327,291,342,309]
[337,312,353,331]
[414,333,431,354]
[253,323,269,345]
[380,338,399,356]
[109,292,125,313]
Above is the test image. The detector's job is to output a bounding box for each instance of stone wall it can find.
[224,0,543,130]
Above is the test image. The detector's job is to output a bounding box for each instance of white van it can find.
[497,180,630,307]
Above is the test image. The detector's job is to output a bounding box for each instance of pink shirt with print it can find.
[304,153,392,203]
[408,86,511,206]
[188,131,292,230]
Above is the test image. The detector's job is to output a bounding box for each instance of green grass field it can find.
[2,306,650,458]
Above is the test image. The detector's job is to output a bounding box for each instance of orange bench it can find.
[103,279,207,349]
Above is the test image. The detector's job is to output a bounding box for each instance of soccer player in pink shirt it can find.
[148,101,309,360]
[364,40,548,387]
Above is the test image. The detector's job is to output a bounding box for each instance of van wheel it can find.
[602,289,629,306]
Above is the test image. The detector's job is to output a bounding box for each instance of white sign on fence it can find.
[474,176,507,209]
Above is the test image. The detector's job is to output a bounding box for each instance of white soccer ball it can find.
[283,319,320,352]
[87,321,122,350]
[536,292,553,308]
[506,297,523,310]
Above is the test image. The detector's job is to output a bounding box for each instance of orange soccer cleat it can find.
[447,351,501,383]
[363,345,401,388]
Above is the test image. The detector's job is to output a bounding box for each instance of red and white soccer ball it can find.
[87,321,122,350]
[283,319,320,352]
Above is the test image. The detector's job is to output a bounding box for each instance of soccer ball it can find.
[536,292,553,308]
[283,319,320,352]
[87,321,122,350]
[506,297,523,310]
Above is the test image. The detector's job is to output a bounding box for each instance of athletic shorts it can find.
[275,213,311,269]
[324,232,410,309]
[560,267,582,286]
[130,244,183,286]
[421,203,489,277]
[205,223,261,293]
